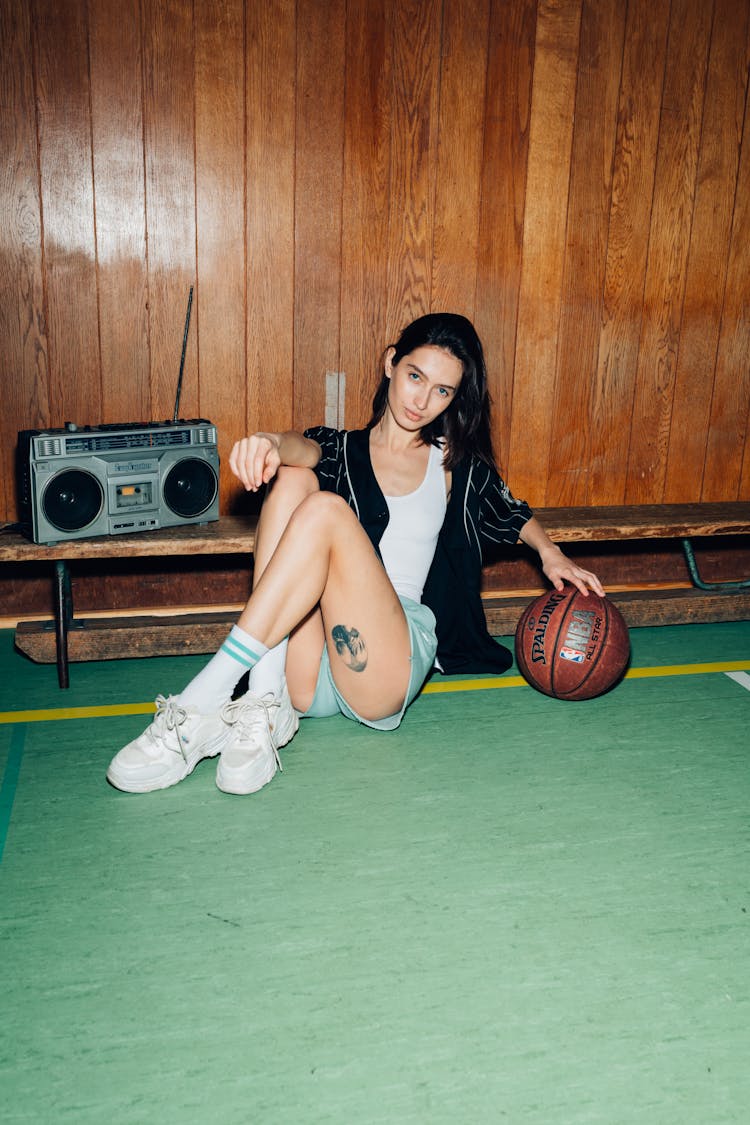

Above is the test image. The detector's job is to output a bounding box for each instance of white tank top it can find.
[379,442,447,602]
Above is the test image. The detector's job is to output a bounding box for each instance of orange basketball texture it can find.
[515,586,630,700]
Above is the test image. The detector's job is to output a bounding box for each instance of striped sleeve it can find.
[303,425,345,493]
[472,462,533,548]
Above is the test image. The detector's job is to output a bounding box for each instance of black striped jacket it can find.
[304,426,533,675]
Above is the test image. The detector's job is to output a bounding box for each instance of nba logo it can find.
[559,647,585,663]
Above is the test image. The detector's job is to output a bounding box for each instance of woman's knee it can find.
[261,465,319,515]
[290,489,355,533]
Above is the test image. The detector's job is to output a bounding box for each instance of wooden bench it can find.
[2,502,750,688]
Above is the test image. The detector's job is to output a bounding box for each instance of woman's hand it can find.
[229,433,282,492]
[518,516,606,597]
[539,543,605,598]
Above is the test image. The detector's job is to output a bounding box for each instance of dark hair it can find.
[366,312,497,470]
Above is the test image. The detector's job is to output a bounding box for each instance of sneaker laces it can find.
[149,695,191,759]
[222,693,284,772]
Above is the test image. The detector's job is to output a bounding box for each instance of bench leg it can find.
[681,538,750,591]
[53,560,73,689]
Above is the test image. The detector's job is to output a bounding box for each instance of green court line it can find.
[0,659,749,724]
[0,724,25,864]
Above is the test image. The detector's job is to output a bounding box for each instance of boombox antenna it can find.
[173,285,194,423]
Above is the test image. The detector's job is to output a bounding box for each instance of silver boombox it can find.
[17,420,220,544]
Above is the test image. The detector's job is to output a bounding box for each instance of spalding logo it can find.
[528,591,567,663]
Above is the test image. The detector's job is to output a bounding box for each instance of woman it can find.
[107,313,603,796]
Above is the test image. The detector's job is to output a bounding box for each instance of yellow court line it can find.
[420,659,750,693]
[0,702,155,725]
[1,659,749,723]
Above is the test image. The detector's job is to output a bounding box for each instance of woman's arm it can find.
[519,515,605,597]
[229,430,321,492]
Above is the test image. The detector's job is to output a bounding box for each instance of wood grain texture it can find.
[194,0,247,514]
[0,0,50,517]
[546,0,626,507]
[385,0,441,335]
[703,17,750,501]
[624,0,713,503]
[664,0,750,501]
[293,0,346,430]
[14,582,750,666]
[507,0,583,503]
[246,0,295,436]
[475,0,536,476]
[141,0,197,421]
[3,0,750,555]
[430,0,490,318]
[32,0,101,425]
[482,586,750,633]
[339,0,393,427]
[588,0,670,504]
[88,0,150,425]
[4,503,750,566]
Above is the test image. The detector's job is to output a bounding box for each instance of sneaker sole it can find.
[215,761,278,796]
[106,730,228,794]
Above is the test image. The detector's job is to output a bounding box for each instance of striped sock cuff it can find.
[221,629,267,669]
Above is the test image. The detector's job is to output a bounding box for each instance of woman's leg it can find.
[177,467,321,711]
[238,491,412,722]
[107,479,411,793]
[244,467,322,700]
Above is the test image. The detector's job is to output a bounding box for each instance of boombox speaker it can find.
[17,420,220,544]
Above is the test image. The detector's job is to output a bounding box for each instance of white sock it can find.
[247,638,289,698]
[178,625,269,712]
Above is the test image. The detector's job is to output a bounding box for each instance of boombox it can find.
[17,420,220,544]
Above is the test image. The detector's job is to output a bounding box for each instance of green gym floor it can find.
[1,621,749,1124]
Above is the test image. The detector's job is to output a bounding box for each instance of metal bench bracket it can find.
[681,538,750,591]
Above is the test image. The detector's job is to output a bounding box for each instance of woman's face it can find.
[385,345,463,432]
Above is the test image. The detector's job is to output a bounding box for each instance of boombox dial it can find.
[18,421,220,544]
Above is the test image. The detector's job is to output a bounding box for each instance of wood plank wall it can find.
[2,0,750,525]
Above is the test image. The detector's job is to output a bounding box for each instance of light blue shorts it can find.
[301,596,437,731]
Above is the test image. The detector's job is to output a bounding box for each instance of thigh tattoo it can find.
[331,624,368,672]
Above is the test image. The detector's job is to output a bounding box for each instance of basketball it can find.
[515,585,630,700]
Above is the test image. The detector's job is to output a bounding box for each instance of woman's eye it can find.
[408,371,420,381]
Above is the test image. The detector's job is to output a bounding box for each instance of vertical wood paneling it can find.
[3,0,750,532]
[507,0,583,503]
[624,0,713,503]
[245,0,295,435]
[88,0,149,424]
[293,0,346,431]
[339,0,393,425]
[475,0,536,475]
[33,0,101,425]
[0,0,49,516]
[546,0,626,506]
[703,59,750,499]
[430,0,490,319]
[664,0,750,501]
[385,0,441,335]
[588,0,670,503]
[195,0,246,514]
[141,0,197,420]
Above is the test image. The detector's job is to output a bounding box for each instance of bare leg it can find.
[249,467,327,710]
[239,490,411,722]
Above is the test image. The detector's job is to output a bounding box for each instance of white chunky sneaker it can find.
[216,680,299,795]
[106,695,230,793]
